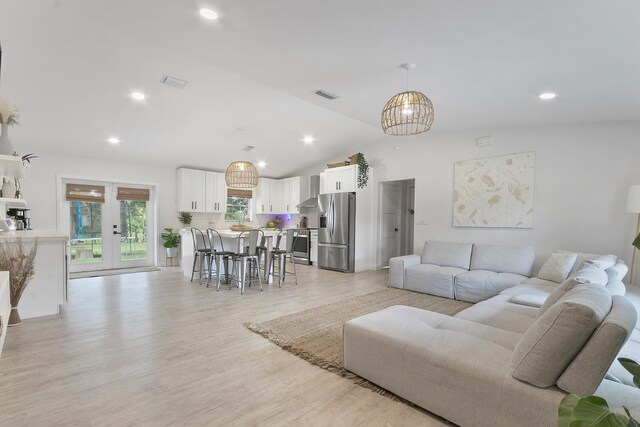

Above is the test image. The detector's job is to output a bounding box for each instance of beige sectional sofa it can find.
[344,246,639,426]
[390,241,628,302]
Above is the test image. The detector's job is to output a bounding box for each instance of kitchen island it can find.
[179,228,287,279]
[0,230,69,319]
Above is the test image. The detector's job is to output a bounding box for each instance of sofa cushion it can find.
[557,295,637,396]
[555,249,617,274]
[470,244,535,277]
[606,261,629,282]
[454,270,528,303]
[500,279,557,299]
[606,280,626,296]
[509,294,549,308]
[570,261,609,286]
[455,296,538,333]
[539,263,609,315]
[405,264,464,299]
[511,284,612,388]
[537,252,577,283]
[421,241,472,269]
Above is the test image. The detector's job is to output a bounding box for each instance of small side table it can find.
[166,255,179,267]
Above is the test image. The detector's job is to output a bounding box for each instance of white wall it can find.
[19,152,177,264]
[304,121,640,279]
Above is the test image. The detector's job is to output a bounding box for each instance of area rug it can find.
[245,287,471,400]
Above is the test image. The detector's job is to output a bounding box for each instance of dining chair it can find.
[230,229,263,294]
[206,228,236,289]
[190,228,212,284]
[268,229,298,287]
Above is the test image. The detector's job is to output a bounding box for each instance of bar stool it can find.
[190,228,212,284]
[256,228,270,280]
[265,231,283,283]
[206,228,235,289]
[268,229,298,287]
[230,229,263,294]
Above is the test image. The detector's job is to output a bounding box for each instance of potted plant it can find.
[178,211,192,228]
[161,228,180,258]
[558,357,639,426]
[351,152,370,189]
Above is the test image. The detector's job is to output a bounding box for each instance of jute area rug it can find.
[245,287,471,400]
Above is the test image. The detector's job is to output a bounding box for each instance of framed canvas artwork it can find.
[453,152,535,228]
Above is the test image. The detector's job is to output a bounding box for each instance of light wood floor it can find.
[0,264,448,426]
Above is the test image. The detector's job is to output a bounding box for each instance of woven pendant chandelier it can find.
[381,63,434,136]
[225,160,259,189]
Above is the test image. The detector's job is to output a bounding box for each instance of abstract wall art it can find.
[453,152,535,228]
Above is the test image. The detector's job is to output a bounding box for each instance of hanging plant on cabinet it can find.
[354,152,370,189]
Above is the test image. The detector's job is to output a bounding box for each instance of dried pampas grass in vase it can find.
[0,239,38,326]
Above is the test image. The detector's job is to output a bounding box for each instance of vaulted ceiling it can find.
[1,0,638,177]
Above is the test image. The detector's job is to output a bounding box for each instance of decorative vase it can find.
[0,123,16,156]
[8,307,21,326]
[2,181,16,198]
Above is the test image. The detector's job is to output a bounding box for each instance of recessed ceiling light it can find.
[303,136,314,144]
[107,137,120,144]
[199,8,218,20]
[257,161,267,168]
[131,91,146,101]
[539,92,556,100]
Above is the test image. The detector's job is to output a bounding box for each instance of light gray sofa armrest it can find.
[389,255,421,289]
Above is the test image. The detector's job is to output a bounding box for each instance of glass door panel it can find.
[69,201,105,267]
[118,200,148,262]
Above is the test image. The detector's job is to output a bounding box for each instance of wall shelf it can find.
[0,197,27,208]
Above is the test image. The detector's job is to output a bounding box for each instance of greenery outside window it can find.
[225,189,253,222]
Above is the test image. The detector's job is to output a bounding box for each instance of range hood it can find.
[298,175,320,208]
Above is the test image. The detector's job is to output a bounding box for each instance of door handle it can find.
[113,231,122,235]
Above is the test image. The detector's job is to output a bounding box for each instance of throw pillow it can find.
[537,252,578,283]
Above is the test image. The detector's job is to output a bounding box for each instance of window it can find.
[225,189,253,221]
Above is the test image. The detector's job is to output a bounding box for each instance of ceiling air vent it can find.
[314,89,340,100]
[161,75,189,89]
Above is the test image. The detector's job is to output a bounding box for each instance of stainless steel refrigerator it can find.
[317,192,355,272]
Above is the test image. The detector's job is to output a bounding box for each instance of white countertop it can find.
[0,229,69,242]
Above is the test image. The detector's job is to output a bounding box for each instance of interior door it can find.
[380,183,400,268]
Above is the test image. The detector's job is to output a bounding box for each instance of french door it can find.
[63,179,155,273]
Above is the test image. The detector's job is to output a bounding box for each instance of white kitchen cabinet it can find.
[280,178,291,213]
[271,179,285,214]
[255,178,276,214]
[0,233,69,322]
[205,171,227,213]
[177,168,206,212]
[320,165,357,194]
[256,176,309,214]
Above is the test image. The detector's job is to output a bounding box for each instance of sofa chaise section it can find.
[344,278,639,426]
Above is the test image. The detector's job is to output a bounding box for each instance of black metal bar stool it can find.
[206,228,235,289]
[268,229,298,287]
[190,227,212,284]
[229,229,263,294]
